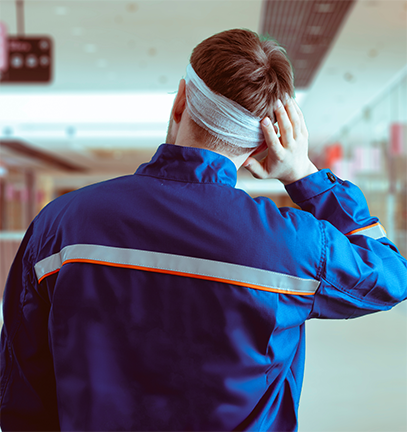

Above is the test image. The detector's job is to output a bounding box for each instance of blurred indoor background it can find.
[0,0,406,430]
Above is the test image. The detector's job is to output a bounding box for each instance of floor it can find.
[299,301,407,432]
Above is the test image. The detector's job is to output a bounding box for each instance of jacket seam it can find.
[316,221,326,280]
[320,275,395,307]
[134,172,236,188]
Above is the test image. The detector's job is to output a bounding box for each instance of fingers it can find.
[242,156,267,179]
[275,95,302,142]
[273,99,291,146]
[243,116,284,179]
[260,116,285,161]
[292,98,309,138]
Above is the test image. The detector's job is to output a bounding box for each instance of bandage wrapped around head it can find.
[185,64,265,149]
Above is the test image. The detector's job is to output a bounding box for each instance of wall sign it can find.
[0,36,53,83]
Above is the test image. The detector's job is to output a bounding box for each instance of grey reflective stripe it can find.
[34,244,320,295]
[348,223,386,240]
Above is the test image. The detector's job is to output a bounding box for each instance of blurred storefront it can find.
[314,71,407,257]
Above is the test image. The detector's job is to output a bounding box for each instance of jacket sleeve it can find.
[0,222,60,431]
[285,169,407,319]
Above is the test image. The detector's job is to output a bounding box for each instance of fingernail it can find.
[274,99,282,110]
[261,117,271,126]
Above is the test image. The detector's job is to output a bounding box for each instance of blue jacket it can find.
[1,144,406,431]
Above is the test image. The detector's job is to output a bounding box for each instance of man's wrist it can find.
[280,162,318,185]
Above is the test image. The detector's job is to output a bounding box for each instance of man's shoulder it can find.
[44,174,133,210]
[34,174,135,235]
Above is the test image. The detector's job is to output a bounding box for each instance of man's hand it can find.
[243,95,318,185]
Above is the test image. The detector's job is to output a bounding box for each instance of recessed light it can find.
[296,60,308,69]
[300,45,315,54]
[308,25,322,35]
[344,72,355,82]
[55,6,67,15]
[84,44,97,53]
[66,126,76,137]
[315,3,334,13]
[97,59,108,68]
[148,47,157,57]
[72,27,84,36]
[127,3,138,12]
[3,126,13,136]
[368,49,378,58]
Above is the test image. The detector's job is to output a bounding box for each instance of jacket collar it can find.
[135,144,237,187]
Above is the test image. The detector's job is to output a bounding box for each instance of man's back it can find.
[2,144,405,431]
[0,146,320,431]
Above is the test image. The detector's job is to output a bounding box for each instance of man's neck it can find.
[172,118,250,170]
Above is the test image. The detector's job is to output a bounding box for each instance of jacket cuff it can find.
[285,169,338,204]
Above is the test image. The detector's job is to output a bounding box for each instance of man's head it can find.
[167,29,294,157]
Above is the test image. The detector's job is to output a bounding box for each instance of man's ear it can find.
[172,79,187,124]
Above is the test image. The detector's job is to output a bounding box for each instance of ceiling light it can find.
[368,49,378,58]
[148,47,157,57]
[126,3,138,12]
[0,93,176,123]
[97,59,108,68]
[308,26,322,35]
[315,3,334,13]
[84,44,97,53]
[344,72,355,82]
[296,60,308,69]
[72,27,84,36]
[55,6,67,15]
[300,45,315,54]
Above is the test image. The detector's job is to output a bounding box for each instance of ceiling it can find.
[0,0,406,189]
[261,0,356,88]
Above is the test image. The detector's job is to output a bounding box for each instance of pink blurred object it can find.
[390,123,405,156]
[353,146,382,173]
[332,159,355,182]
[0,22,8,72]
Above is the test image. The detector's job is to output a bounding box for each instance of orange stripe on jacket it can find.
[38,258,315,296]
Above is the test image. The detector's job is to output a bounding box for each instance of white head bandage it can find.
[185,64,265,148]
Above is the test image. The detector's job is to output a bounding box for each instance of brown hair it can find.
[189,29,294,156]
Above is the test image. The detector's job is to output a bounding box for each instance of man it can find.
[1,29,406,431]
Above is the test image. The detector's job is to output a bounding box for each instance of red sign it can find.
[325,142,343,168]
[0,22,7,72]
[0,36,53,83]
[390,123,405,156]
